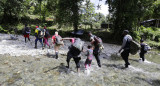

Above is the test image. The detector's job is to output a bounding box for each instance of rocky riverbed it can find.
[0,33,160,86]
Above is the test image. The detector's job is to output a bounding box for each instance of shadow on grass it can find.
[44,63,70,74]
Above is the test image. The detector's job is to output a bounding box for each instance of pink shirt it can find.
[71,38,75,44]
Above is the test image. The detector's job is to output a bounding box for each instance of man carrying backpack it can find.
[119,30,132,68]
[66,38,84,73]
[34,26,44,50]
[23,24,31,43]
[52,31,64,59]
[88,32,102,67]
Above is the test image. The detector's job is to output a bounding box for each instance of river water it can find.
[0,33,160,86]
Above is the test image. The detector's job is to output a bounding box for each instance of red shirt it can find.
[52,34,60,44]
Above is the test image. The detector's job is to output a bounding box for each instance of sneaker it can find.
[34,46,37,49]
[98,64,101,68]
[66,66,69,68]
[125,64,128,68]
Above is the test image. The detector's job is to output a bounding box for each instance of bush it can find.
[140,26,160,42]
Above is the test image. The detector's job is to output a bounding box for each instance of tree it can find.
[105,0,156,41]
[80,0,96,29]
[0,0,26,25]
[55,0,83,32]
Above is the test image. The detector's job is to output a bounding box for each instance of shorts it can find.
[24,34,29,38]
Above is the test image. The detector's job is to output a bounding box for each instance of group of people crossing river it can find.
[22,24,151,72]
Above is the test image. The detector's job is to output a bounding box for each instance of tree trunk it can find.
[72,0,79,32]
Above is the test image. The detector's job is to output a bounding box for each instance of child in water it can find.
[84,45,94,69]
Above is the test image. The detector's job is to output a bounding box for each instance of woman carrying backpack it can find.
[43,26,50,49]
[52,31,64,59]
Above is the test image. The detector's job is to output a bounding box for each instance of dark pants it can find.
[140,52,146,61]
[25,37,30,43]
[85,59,92,65]
[93,46,101,67]
[35,37,43,47]
[66,52,81,68]
[121,49,130,67]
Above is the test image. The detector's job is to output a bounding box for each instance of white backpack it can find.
[144,44,151,51]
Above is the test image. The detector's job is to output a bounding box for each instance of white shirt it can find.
[120,34,132,50]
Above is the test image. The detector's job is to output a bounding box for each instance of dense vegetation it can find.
[0,0,160,48]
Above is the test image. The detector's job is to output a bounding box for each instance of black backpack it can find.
[44,30,50,38]
[38,29,45,38]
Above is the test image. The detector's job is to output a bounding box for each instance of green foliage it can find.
[131,31,141,41]
[106,0,156,41]
[0,0,28,25]
[55,0,83,31]
[140,26,160,42]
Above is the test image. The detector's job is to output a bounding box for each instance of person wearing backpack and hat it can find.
[43,26,50,49]
[88,32,102,68]
[139,39,151,62]
[23,24,31,43]
[119,30,132,68]
[52,31,64,59]
[66,38,84,73]
[34,26,44,50]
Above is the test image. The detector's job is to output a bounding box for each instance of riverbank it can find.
[0,33,160,86]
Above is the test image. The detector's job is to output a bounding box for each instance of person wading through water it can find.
[34,26,44,50]
[66,38,84,73]
[23,24,31,43]
[52,31,64,59]
[119,30,132,68]
[88,32,102,67]
[43,26,51,49]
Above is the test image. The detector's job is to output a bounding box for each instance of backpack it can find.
[55,35,63,45]
[144,44,151,52]
[94,36,102,44]
[44,30,50,38]
[38,29,45,38]
[94,36,104,49]
[130,40,141,55]
[72,38,84,51]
